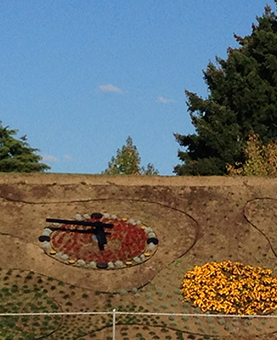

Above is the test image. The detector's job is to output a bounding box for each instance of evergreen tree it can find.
[140,163,159,175]
[0,121,50,172]
[102,136,159,175]
[174,3,277,175]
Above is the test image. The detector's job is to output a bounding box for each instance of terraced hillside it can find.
[0,173,277,339]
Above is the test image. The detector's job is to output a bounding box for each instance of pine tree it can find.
[0,121,50,172]
[175,3,277,175]
[102,136,159,175]
[140,163,159,175]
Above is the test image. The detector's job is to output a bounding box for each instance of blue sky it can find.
[0,0,275,175]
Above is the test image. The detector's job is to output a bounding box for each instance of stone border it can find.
[39,213,159,269]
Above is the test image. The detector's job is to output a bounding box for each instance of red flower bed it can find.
[51,217,148,263]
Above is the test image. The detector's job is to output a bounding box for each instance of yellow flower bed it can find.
[181,261,277,315]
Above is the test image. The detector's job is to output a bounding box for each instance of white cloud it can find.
[63,154,72,161]
[41,154,59,163]
[157,96,175,103]
[97,84,123,93]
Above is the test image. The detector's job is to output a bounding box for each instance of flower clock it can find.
[39,212,159,269]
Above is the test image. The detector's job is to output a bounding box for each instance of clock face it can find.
[39,213,159,269]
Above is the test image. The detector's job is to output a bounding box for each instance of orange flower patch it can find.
[181,261,277,315]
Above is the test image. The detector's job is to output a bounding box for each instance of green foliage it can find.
[0,121,50,172]
[11,285,19,293]
[0,284,60,338]
[175,4,277,175]
[140,163,159,175]
[227,132,277,176]
[175,330,184,340]
[102,136,159,175]
[146,299,153,305]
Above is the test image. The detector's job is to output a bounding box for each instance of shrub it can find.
[227,133,277,176]
[188,335,196,339]
[11,285,19,293]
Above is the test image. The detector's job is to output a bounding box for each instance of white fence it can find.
[1,310,277,339]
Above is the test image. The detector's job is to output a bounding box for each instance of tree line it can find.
[1,2,277,176]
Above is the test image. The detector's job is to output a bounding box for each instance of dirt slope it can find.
[1,173,277,339]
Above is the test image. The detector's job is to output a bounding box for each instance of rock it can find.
[42,241,51,249]
[147,243,155,251]
[114,260,124,268]
[42,228,52,236]
[145,227,153,233]
[140,254,146,261]
[75,214,83,221]
[38,235,50,242]
[97,261,108,269]
[133,257,141,263]
[61,254,69,260]
[77,259,86,266]
[88,261,97,269]
[91,212,103,219]
[147,237,159,245]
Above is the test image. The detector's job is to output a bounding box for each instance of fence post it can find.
[112,308,116,340]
